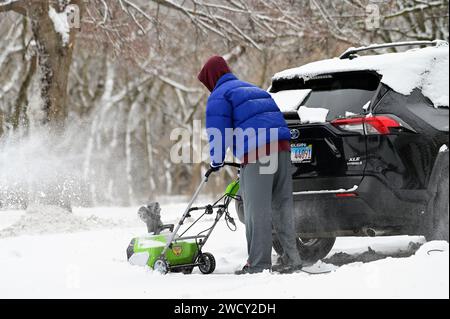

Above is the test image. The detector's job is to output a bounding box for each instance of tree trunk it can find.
[17,1,82,210]
[13,55,36,130]
[28,0,81,129]
[0,110,4,138]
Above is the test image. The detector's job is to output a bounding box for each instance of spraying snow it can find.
[0,128,86,209]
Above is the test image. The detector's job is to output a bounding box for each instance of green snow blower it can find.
[126,162,241,274]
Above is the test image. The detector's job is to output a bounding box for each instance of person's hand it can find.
[205,162,224,178]
[209,162,224,172]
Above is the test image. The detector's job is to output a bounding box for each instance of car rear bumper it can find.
[292,175,430,236]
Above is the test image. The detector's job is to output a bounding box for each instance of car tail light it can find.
[331,115,401,135]
[331,117,365,134]
[335,193,358,198]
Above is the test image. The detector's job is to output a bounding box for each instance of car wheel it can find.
[427,160,449,242]
[273,236,336,266]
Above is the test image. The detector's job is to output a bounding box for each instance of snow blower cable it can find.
[223,196,237,232]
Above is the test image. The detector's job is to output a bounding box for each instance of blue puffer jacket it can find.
[206,73,290,165]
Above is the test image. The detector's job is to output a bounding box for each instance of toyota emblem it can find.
[290,129,300,140]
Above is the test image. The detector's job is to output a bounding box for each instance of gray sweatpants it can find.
[240,151,302,272]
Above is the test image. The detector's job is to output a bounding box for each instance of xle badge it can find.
[348,157,363,165]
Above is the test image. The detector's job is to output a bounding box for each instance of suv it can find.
[236,41,449,264]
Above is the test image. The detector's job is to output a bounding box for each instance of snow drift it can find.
[0,205,116,238]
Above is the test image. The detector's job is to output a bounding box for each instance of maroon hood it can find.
[197,56,231,92]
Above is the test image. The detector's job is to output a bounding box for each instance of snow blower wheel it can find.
[197,252,216,274]
[154,258,169,274]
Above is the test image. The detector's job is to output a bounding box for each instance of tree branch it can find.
[0,0,28,15]
[384,0,446,20]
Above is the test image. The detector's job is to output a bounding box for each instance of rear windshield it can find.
[271,71,380,121]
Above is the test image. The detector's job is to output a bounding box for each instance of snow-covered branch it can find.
[384,0,446,20]
[158,75,202,94]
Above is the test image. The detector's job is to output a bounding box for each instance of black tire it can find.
[273,236,336,266]
[427,155,449,242]
[197,252,216,274]
[153,258,169,274]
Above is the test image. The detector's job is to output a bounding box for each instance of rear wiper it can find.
[324,138,342,158]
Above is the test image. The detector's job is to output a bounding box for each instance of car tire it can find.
[427,153,449,242]
[273,236,336,266]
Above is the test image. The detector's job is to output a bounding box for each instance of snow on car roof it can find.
[273,42,449,107]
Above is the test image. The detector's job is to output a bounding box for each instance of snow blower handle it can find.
[159,162,242,260]
[205,162,241,178]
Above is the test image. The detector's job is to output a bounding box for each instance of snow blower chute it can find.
[126,162,241,274]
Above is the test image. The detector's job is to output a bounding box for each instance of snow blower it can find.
[126,162,241,274]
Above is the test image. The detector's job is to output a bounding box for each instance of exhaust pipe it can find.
[362,227,386,237]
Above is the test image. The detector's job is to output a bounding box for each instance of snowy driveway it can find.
[0,203,448,299]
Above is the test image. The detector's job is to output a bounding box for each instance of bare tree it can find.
[1,0,448,208]
[1,0,84,128]
[310,0,449,47]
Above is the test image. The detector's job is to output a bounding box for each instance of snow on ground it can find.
[0,205,117,238]
[0,202,448,299]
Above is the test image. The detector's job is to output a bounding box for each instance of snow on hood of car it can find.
[269,89,311,112]
[273,43,449,108]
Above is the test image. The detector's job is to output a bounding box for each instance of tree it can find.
[310,0,449,47]
[0,0,448,208]
[1,0,83,128]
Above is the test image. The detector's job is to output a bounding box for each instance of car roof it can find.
[272,41,449,107]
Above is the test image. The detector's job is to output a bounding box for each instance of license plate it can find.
[291,143,313,163]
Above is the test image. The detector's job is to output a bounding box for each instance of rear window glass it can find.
[271,72,380,121]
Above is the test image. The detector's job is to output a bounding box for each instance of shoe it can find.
[234,264,250,275]
[234,264,266,275]
[271,264,303,274]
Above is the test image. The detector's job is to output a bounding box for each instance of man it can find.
[198,56,302,274]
